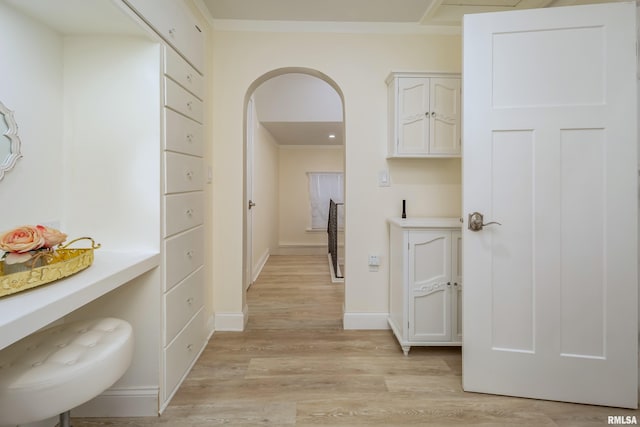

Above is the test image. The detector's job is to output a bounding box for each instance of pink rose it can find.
[36,225,67,248]
[0,225,45,253]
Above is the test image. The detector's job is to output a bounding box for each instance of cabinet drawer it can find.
[164,226,204,291]
[165,78,203,123]
[164,152,203,194]
[164,191,204,237]
[165,267,204,344]
[165,47,203,99]
[125,0,204,73]
[165,108,203,157]
[164,308,206,398]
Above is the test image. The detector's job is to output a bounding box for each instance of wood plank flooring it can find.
[75,255,638,426]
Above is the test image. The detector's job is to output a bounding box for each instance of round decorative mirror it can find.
[0,101,22,181]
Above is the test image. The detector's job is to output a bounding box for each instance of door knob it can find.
[468,212,501,232]
[248,200,256,210]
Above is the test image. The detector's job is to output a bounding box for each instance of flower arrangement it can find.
[0,225,67,265]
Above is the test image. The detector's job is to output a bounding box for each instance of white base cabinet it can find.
[388,218,462,355]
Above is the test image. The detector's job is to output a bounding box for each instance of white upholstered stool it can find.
[0,317,133,427]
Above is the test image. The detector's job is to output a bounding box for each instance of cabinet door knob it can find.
[185,208,194,217]
[168,27,176,37]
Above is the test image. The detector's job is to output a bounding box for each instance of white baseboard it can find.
[207,313,215,336]
[252,250,269,282]
[272,244,327,256]
[343,312,390,330]
[214,305,248,331]
[72,386,159,417]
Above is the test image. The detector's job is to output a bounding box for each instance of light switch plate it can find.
[378,170,390,187]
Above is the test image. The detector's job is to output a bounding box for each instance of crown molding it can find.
[211,19,461,35]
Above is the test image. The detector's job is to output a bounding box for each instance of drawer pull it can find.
[168,27,176,37]
[186,133,194,142]
[186,74,192,83]
[186,344,193,352]
[185,208,194,217]
[186,101,193,110]
[186,170,194,180]
[186,250,195,259]
[186,297,194,305]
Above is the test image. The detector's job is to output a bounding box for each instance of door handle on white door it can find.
[468,212,501,232]
[248,200,256,210]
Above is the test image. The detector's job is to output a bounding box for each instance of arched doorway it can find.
[242,67,346,322]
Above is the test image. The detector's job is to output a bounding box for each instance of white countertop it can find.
[0,250,160,350]
[388,217,463,229]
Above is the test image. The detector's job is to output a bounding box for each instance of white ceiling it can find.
[253,73,343,146]
[200,0,620,27]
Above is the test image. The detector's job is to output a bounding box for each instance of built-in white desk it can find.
[0,250,160,351]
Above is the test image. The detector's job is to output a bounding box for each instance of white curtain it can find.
[307,172,344,230]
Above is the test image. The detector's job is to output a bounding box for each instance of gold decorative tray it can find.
[0,237,101,298]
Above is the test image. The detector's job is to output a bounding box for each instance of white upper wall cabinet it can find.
[124,0,204,73]
[387,72,461,158]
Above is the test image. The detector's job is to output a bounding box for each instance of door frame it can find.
[242,67,347,323]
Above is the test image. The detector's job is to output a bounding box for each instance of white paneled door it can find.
[463,2,638,408]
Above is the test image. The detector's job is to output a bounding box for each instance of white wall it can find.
[278,146,344,248]
[0,3,160,249]
[62,36,161,250]
[211,29,462,321]
[0,1,64,230]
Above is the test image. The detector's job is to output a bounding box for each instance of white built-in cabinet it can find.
[124,0,207,410]
[388,218,462,355]
[386,72,461,158]
[161,46,207,406]
[123,0,204,73]
[0,0,208,420]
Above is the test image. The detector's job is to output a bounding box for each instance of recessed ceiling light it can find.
[328,134,336,139]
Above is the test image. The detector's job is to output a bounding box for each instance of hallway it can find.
[76,255,637,426]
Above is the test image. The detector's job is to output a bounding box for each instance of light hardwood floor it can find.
[76,255,638,426]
